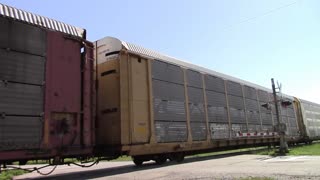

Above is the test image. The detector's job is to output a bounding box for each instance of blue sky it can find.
[2,0,320,103]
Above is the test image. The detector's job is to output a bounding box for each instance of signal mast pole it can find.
[271,78,288,154]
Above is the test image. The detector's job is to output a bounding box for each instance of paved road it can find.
[14,155,320,180]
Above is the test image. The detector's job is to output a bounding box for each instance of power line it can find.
[223,0,299,31]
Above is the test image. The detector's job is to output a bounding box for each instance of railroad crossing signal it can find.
[261,78,289,154]
[281,100,292,107]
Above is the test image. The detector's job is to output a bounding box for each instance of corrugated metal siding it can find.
[0,16,46,56]
[153,79,185,101]
[0,82,43,116]
[262,125,274,131]
[153,99,186,122]
[287,108,295,117]
[245,97,261,127]
[227,81,247,126]
[122,39,274,93]
[209,123,229,139]
[206,91,226,107]
[0,116,42,150]
[231,124,247,136]
[190,122,207,141]
[0,13,46,152]
[281,106,287,116]
[189,103,205,122]
[205,75,225,93]
[0,17,9,47]
[248,124,261,132]
[186,70,206,140]
[152,60,187,143]
[246,111,260,124]
[103,36,295,103]
[283,103,299,136]
[243,85,261,130]
[0,3,85,38]
[228,95,244,110]
[186,70,202,88]
[9,20,46,56]
[152,60,184,84]
[229,109,246,124]
[207,106,228,123]
[245,99,259,111]
[258,90,273,130]
[0,49,45,85]
[155,121,187,142]
[188,87,204,103]
[244,86,257,100]
[227,81,243,96]
[205,75,228,124]
[261,113,273,125]
[258,90,269,103]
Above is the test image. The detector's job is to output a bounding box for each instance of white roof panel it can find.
[0,3,85,38]
[121,38,271,92]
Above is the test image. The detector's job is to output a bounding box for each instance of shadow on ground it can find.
[20,151,259,180]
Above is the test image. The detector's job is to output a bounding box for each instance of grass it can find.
[288,143,320,155]
[0,170,26,180]
[256,142,320,156]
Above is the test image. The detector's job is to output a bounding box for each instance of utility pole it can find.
[271,78,288,155]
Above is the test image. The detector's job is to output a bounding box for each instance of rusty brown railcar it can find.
[0,3,95,165]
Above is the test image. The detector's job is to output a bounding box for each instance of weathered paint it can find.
[0,16,94,162]
[95,37,289,158]
[44,31,82,149]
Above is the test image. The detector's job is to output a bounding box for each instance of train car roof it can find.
[96,36,294,100]
[97,37,273,91]
[299,98,320,107]
[0,3,85,39]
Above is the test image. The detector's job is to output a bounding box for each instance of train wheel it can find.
[155,155,167,165]
[132,157,143,166]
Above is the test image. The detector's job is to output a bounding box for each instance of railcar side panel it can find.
[0,17,46,152]
[0,11,94,162]
[152,60,188,143]
[95,37,307,160]
[45,31,84,149]
[258,91,274,132]
[187,70,207,141]
[205,75,229,139]
[96,58,121,146]
[299,99,320,139]
[129,56,150,144]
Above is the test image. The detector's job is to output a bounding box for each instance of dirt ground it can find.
[13,155,320,180]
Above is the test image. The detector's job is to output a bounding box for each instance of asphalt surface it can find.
[13,155,320,180]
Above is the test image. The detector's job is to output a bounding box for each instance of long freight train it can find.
[0,3,320,167]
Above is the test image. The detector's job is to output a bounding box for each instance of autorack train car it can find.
[294,98,320,143]
[0,3,95,165]
[94,37,302,165]
[0,2,320,169]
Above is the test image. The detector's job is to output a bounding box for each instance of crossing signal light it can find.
[281,100,292,107]
[261,103,271,110]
